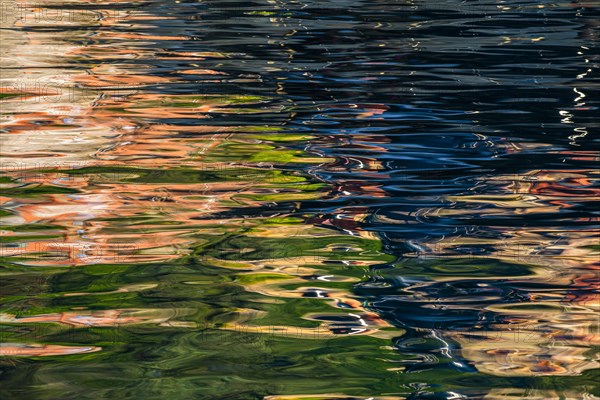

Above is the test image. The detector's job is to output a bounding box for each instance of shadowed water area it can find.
[0,0,598,398]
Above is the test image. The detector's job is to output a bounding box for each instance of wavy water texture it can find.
[1,0,598,399]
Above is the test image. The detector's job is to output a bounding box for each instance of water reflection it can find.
[1,0,598,398]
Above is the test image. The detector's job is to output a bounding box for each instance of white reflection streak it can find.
[566,47,591,146]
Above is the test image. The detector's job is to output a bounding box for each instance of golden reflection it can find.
[208,223,401,338]
[0,343,101,357]
[406,167,599,377]
[1,308,187,327]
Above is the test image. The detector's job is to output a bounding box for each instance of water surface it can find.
[1,0,598,399]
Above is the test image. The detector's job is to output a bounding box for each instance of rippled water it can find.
[1,0,598,398]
